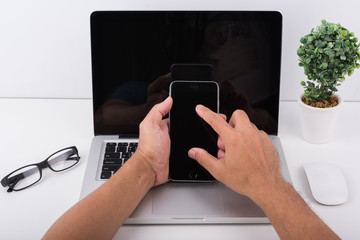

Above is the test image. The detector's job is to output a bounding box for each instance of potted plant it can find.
[297,20,360,143]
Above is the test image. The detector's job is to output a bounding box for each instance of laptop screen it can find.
[91,11,282,135]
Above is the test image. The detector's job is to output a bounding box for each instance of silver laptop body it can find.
[80,10,291,224]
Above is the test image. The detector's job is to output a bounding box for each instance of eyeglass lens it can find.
[48,148,78,171]
[7,165,41,191]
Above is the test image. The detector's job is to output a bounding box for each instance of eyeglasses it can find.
[1,146,80,193]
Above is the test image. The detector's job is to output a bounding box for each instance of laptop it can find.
[80,10,291,224]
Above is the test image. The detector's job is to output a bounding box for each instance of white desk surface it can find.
[0,98,359,239]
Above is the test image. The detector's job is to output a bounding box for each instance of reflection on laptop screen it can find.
[91,11,282,135]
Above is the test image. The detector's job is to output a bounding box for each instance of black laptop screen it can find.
[91,11,282,135]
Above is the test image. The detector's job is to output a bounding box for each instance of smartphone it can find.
[169,80,219,181]
[170,64,213,82]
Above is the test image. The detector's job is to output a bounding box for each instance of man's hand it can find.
[188,105,341,239]
[43,97,173,240]
[188,104,285,201]
[136,96,173,187]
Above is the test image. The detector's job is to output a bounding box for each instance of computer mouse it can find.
[303,162,348,205]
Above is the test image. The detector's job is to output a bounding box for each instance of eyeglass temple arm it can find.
[2,173,25,192]
[1,177,9,187]
[47,150,79,166]
[7,176,23,192]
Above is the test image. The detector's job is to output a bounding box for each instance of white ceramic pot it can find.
[298,94,343,144]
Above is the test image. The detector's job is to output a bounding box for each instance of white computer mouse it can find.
[303,162,348,205]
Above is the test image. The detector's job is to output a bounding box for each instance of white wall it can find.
[1,0,360,101]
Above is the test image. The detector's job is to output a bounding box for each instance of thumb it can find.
[188,148,219,176]
[147,96,173,123]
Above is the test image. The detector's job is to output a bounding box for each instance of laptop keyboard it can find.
[100,142,138,179]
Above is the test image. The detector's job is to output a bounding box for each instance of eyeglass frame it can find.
[1,146,80,193]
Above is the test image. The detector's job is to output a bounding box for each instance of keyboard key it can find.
[130,142,138,146]
[100,171,112,179]
[103,159,122,165]
[102,164,121,172]
[105,146,116,153]
[106,142,117,147]
[122,152,131,159]
[117,146,127,153]
[128,146,137,152]
[105,152,120,159]
[118,142,128,146]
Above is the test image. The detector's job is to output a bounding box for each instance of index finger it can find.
[195,104,233,138]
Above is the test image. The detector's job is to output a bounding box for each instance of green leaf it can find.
[297,47,305,55]
[307,36,315,43]
[334,44,341,51]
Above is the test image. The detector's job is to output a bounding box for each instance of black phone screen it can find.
[169,81,218,181]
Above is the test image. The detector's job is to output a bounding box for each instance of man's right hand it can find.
[188,104,286,202]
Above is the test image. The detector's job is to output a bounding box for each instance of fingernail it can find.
[196,104,204,111]
[188,150,196,159]
[165,96,172,103]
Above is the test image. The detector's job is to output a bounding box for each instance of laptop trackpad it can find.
[152,182,224,215]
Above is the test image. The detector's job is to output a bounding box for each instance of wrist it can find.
[129,151,157,189]
[250,180,293,209]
